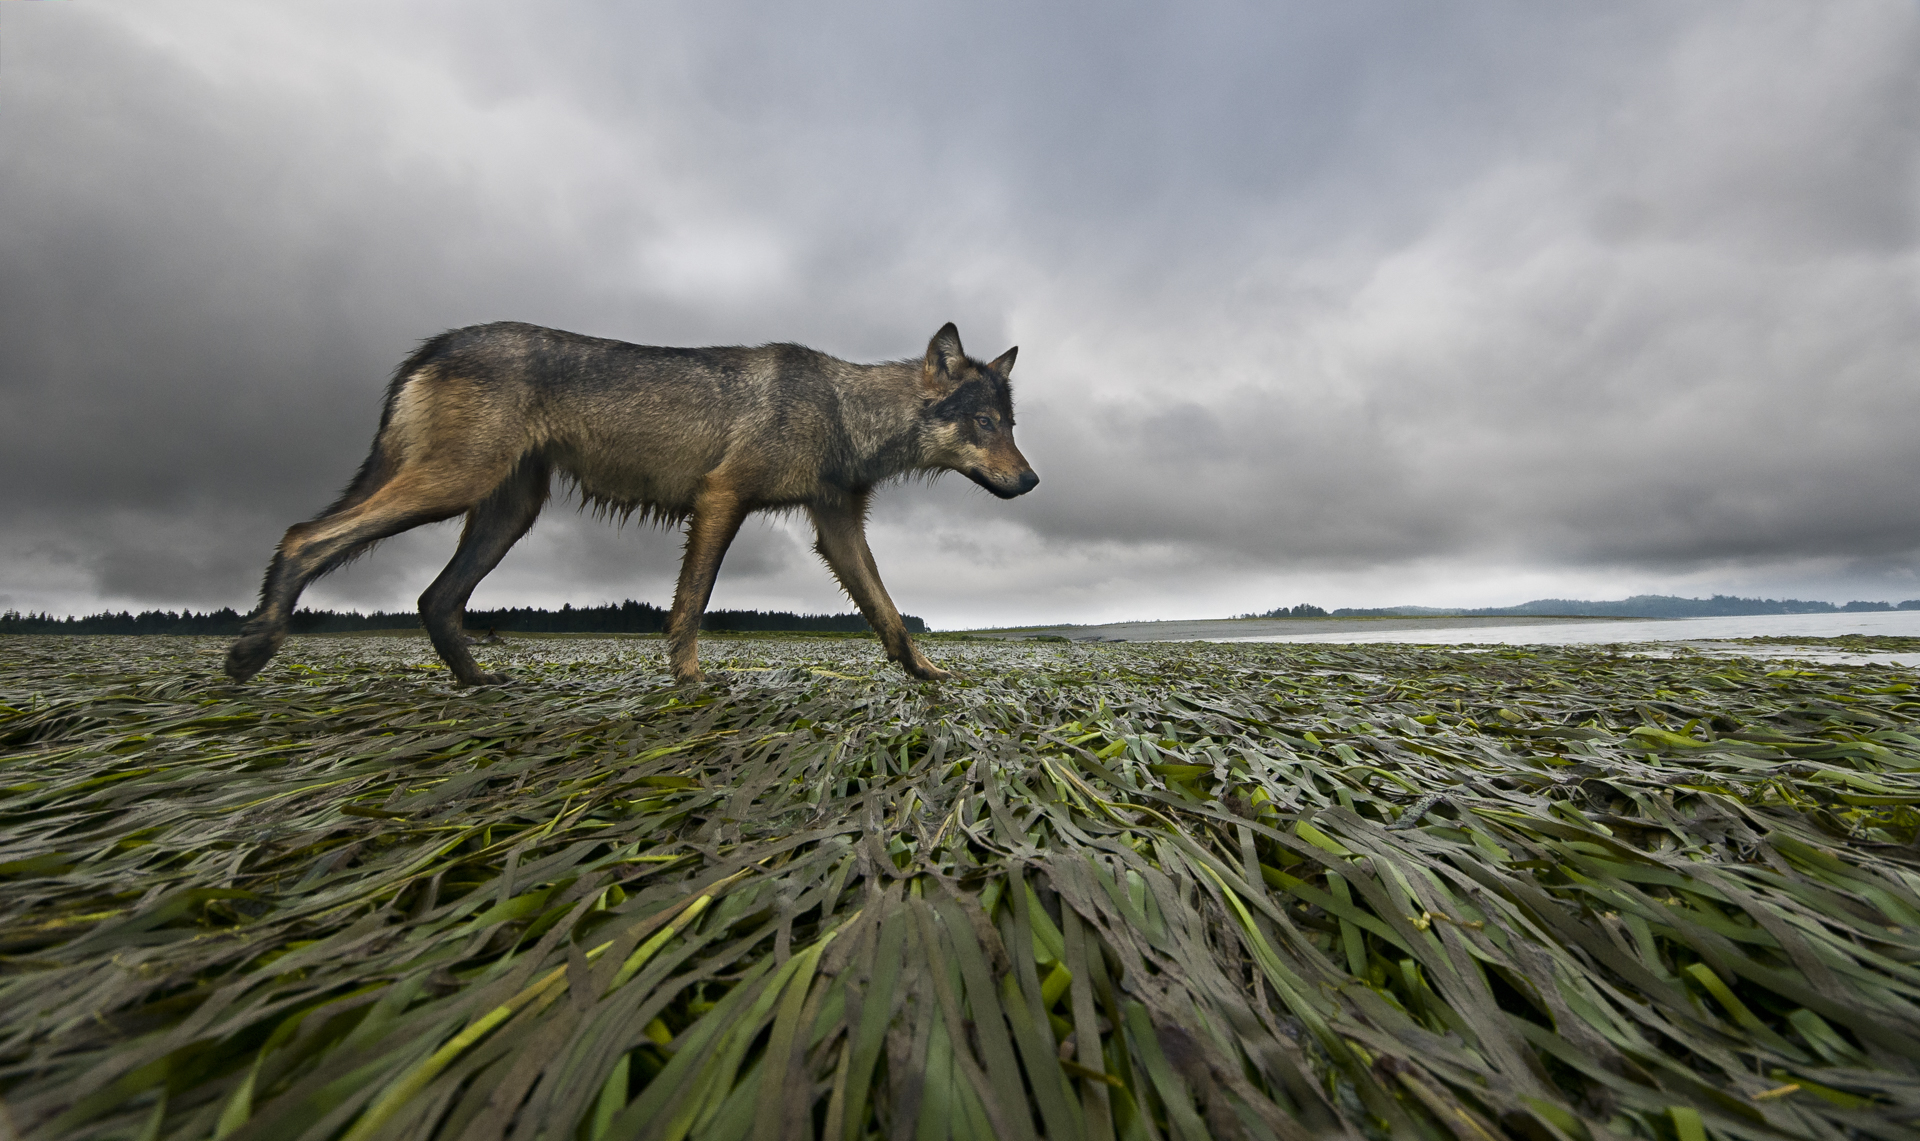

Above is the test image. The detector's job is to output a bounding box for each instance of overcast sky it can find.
[3,2,1917,628]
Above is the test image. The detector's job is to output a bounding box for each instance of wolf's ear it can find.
[987,346,1016,377]
[921,323,966,399]
[925,323,965,377]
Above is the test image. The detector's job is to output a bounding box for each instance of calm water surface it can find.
[1215,610,1920,666]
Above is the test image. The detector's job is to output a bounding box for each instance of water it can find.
[1211,609,1920,666]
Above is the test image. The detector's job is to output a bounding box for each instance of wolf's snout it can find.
[973,467,1039,498]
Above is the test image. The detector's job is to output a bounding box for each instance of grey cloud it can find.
[2,1,1916,622]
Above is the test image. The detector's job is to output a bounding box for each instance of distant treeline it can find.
[1319,594,1920,619]
[1238,604,1330,619]
[0,601,924,636]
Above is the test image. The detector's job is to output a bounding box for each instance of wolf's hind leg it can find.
[665,478,749,683]
[419,459,549,686]
[808,495,950,681]
[225,468,495,682]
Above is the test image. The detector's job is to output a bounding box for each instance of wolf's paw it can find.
[904,661,954,683]
[458,671,510,687]
[224,633,281,682]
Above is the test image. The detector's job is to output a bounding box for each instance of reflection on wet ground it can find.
[975,610,1920,667]
[1631,642,1920,667]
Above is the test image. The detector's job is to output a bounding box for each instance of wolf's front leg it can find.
[808,496,951,682]
[666,481,749,683]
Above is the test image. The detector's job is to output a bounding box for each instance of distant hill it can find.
[1326,594,1920,619]
[0,600,923,636]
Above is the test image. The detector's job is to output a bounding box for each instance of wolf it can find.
[223,321,1036,686]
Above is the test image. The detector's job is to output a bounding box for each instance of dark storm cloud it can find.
[1,1,1916,623]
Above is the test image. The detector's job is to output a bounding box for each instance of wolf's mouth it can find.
[968,468,1039,499]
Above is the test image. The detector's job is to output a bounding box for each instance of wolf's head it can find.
[917,323,1038,499]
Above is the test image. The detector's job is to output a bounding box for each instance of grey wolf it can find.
[223,322,1037,685]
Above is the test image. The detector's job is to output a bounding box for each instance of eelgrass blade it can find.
[6,632,1920,1139]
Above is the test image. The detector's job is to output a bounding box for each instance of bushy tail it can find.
[316,331,453,517]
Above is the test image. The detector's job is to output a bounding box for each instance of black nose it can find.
[1016,470,1039,495]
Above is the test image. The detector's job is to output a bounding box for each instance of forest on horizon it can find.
[0,600,925,636]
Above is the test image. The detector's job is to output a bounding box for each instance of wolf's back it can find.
[363,323,838,519]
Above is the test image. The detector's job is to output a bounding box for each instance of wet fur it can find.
[224,322,1036,686]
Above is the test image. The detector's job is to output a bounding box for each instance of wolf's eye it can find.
[974,415,995,432]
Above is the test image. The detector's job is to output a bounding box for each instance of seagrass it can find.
[2,633,1918,1141]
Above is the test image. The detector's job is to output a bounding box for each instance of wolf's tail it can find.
[316,331,458,517]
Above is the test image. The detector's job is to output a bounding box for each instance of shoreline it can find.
[963,613,1636,642]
